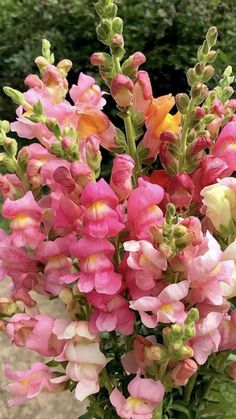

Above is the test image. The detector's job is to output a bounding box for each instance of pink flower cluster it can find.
[1,16,236,419]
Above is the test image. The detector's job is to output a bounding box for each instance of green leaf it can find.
[171,403,191,418]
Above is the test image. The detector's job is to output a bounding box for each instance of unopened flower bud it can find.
[206,26,218,47]
[145,344,168,363]
[185,308,199,325]
[171,324,183,337]
[35,56,50,72]
[110,74,134,108]
[187,68,197,86]
[112,34,124,45]
[0,153,17,172]
[0,120,10,133]
[202,65,215,82]
[4,137,18,157]
[62,136,73,150]
[0,298,19,316]
[187,136,211,154]
[159,131,177,144]
[112,17,123,34]
[183,326,196,339]
[57,59,73,77]
[171,359,198,386]
[206,49,220,63]
[195,107,205,119]
[175,93,190,113]
[122,52,146,77]
[172,344,194,360]
[3,87,25,106]
[110,154,134,201]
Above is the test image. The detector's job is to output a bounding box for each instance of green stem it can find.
[102,368,113,393]
[184,372,198,402]
[113,55,122,73]
[124,113,137,161]
[204,376,216,399]
[159,360,169,382]
[178,98,195,172]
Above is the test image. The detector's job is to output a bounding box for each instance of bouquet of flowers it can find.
[1,1,236,418]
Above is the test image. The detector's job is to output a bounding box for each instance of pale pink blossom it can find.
[110,375,165,419]
[130,281,189,328]
[124,240,167,290]
[4,362,61,406]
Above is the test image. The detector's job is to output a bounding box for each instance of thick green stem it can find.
[113,55,122,73]
[178,98,195,172]
[184,372,198,402]
[124,113,137,161]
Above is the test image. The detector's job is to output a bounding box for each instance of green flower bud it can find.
[42,39,54,64]
[172,345,194,361]
[3,87,25,105]
[206,26,218,47]
[50,143,64,158]
[33,100,44,116]
[0,120,10,133]
[145,344,169,364]
[171,324,183,337]
[202,40,210,55]
[183,325,196,339]
[194,62,205,76]
[203,114,215,124]
[46,119,61,138]
[187,68,197,86]
[206,49,220,63]
[173,225,188,238]
[202,65,215,82]
[175,93,190,114]
[112,17,123,34]
[0,153,17,172]
[185,308,199,325]
[4,137,18,157]
[57,59,73,78]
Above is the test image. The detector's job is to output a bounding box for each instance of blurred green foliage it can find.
[0,0,236,120]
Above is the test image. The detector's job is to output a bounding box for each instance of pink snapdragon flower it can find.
[190,312,223,364]
[50,191,83,235]
[110,154,135,201]
[188,232,234,305]
[71,236,122,294]
[110,375,165,419]
[55,320,107,401]
[0,173,24,199]
[4,362,60,406]
[70,72,106,109]
[170,359,198,386]
[2,191,45,248]
[133,71,152,116]
[130,281,189,328]
[80,178,124,238]
[212,121,236,174]
[36,235,77,295]
[6,313,66,357]
[219,310,236,350]
[87,292,135,335]
[127,178,164,240]
[110,74,134,108]
[124,240,167,291]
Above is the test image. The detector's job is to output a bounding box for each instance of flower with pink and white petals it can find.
[190,312,223,364]
[188,232,234,305]
[110,154,135,201]
[55,320,107,401]
[127,178,164,240]
[4,362,57,406]
[80,178,125,238]
[36,235,77,295]
[212,121,236,175]
[70,72,106,109]
[110,375,165,419]
[71,236,122,294]
[87,292,135,335]
[170,359,198,386]
[6,313,66,357]
[130,281,189,328]
[124,240,167,291]
[2,191,45,248]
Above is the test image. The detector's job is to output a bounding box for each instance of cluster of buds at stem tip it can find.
[162,309,199,361]
[95,0,125,59]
